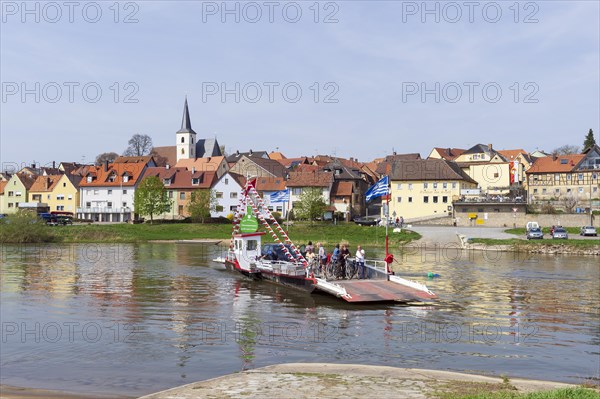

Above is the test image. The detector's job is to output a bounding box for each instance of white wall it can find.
[212,173,244,218]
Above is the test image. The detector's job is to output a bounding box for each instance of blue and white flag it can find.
[269,189,290,203]
[365,176,389,202]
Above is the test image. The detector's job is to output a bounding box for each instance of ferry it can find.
[219,178,437,303]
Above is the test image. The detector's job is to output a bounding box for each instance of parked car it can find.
[551,227,568,239]
[526,227,544,240]
[353,215,380,226]
[39,213,58,226]
[56,216,73,225]
[526,221,539,232]
[580,226,598,237]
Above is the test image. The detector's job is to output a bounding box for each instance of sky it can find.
[1,0,599,170]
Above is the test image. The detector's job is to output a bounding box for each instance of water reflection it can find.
[1,243,598,396]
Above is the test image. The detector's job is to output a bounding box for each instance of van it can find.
[526,221,539,232]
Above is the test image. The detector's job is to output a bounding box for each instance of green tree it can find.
[294,187,327,223]
[583,129,596,150]
[187,189,217,223]
[134,176,172,224]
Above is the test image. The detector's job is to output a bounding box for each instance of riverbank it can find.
[0,222,420,248]
[137,363,596,399]
[3,364,596,399]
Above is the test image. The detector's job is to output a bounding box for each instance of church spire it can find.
[177,96,195,134]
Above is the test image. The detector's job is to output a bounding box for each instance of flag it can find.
[269,189,290,203]
[365,176,389,203]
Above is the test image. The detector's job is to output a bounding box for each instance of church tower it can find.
[176,97,197,162]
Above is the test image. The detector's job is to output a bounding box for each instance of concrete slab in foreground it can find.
[138,363,576,399]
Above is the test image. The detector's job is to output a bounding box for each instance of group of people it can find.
[304,241,367,279]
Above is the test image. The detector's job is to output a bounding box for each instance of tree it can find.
[95,152,119,165]
[560,193,579,213]
[294,187,327,223]
[187,189,217,223]
[583,129,596,150]
[123,134,153,156]
[134,176,172,224]
[551,145,580,156]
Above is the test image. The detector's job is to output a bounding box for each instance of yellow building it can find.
[29,174,81,214]
[453,144,512,195]
[0,173,36,213]
[387,159,478,221]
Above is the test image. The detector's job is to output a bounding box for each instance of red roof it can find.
[80,163,147,187]
[432,147,466,161]
[141,167,216,189]
[331,181,353,196]
[255,176,286,192]
[527,154,584,174]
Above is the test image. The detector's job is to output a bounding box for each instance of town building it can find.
[28,174,81,214]
[0,173,36,213]
[212,172,246,218]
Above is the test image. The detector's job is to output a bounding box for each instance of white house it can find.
[211,172,246,218]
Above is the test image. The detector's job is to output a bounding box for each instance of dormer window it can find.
[108,173,116,182]
[560,159,567,164]
[192,178,199,185]
[163,178,170,186]
[87,176,92,183]
[123,175,129,182]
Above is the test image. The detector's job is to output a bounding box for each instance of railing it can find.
[77,207,132,214]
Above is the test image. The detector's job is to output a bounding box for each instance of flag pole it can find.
[385,178,389,273]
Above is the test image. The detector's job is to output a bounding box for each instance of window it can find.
[47,194,50,199]
[452,182,456,189]
[181,136,185,143]
[443,183,447,189]
[247,240,257,250]
[442,196,448,203]
[230,192,238,199]
[423,196,429,203]
[57,205,64,211]
[107,202,113,208]
[396,183,402,190]
[122,202,127,207]
[397,197,402,203]
[533,189,538,193]
[542,189,547,194]
[68,194,72,200]
[268,206,274,211]
[180,192,185,200]
[108,189,112,195]
[408,197,413,203]
[191,137,194,144]
[578,187,584,193]
[276,206,283,212]
[87,176,92,183]
[408,183,413,190]
[423,183,428,189]
[555,188,560,194]
[108,174,116,183]
[94,190,99,195]
[230,206,237,211]
[57,195,65,200]
[216,192,223,199]
[566,175,571,180]
[123,175,129,182]
[63,182,66,187]
[433,182,438,189]
[560,159,567,164]
[168,190,173,198]
[7,191,13,197]
[578,174,584,181]
[292,188,302,195]
[8,203,13,208]
[16,192,22,197]
[86,202,91,207]
[192,178,199,185]
[216,205,224,212]
[163,179,170,186]
[555,174,560,181]
[433,196,438,203]
[224,178,229,185]
[566,188,572,193]
[123,190,127,194]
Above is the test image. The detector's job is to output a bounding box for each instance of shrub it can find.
[541,204,557,214]
[0,212,56,243]
[271,211,283,224]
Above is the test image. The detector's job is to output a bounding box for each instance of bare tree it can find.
[95,152,119,165]
[123,134,153,156]
[551,145,580,156]
[560,194,579,213]
[149,148,168,167]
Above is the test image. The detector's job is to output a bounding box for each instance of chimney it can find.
[52,161,56,168]
[236,150,240,155]
[166,164,170,170]
[31,162,36,169]
[45,177,50,189]
[104,160,109,172]
[488,144,493,150]
[249,149,253,155]
[207,157,211,163]
[192,166,196,174]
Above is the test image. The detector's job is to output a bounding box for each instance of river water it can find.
[1,243,598,397]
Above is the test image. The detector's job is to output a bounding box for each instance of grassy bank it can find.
[1,220,420,247]
[435,380,599,399]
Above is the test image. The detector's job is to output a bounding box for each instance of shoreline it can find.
[3,364,592,399]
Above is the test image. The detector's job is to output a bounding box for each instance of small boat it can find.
[223,178,436,303]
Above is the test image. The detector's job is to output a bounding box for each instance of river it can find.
[0,243,598,397]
